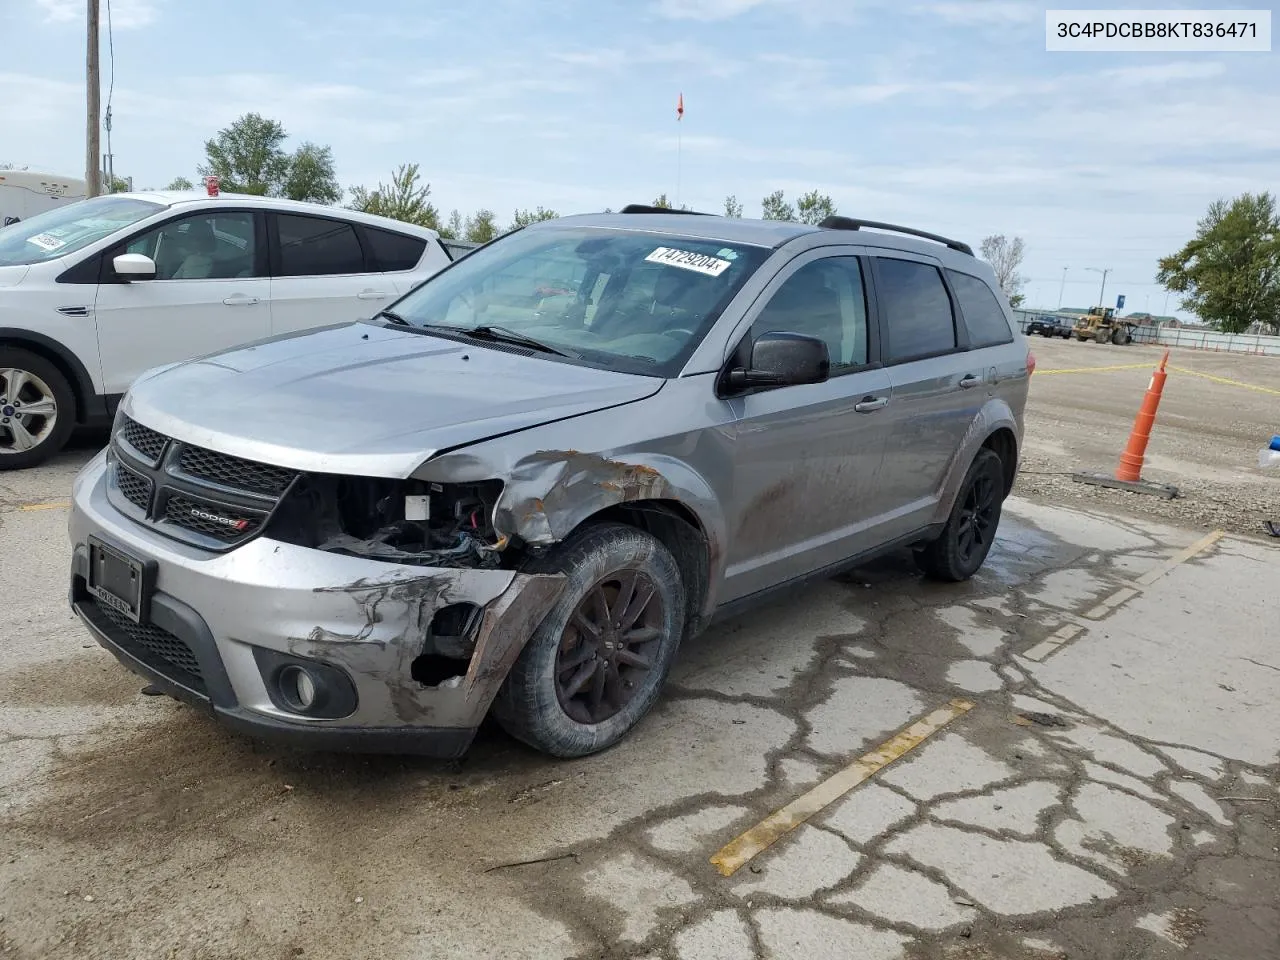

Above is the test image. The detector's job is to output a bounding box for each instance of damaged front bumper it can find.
[68,452,565,757]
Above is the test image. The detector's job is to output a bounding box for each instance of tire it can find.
[492,522,687,758]
[915,449,1006,582]
[0,347,76,471]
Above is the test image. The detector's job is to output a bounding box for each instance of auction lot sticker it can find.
[645,247,733,277]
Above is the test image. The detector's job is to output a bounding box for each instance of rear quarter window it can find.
[948,270,1015,348]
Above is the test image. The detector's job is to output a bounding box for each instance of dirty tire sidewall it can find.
[916,449,1006,583]
[493,523,686,759]
[0,347,76,471]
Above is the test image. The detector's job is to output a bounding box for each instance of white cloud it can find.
[918,2,1038,25]
[651,0,775,21]
[35,0,160,29]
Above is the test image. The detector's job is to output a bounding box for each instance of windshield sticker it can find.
[26,233,66,252]
[716,248,739,261]
[645,246,733,277]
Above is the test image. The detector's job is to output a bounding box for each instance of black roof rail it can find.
[817,215,974,257]
[619,203,717,217]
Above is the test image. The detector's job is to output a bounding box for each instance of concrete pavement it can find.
[1,470,1276,959]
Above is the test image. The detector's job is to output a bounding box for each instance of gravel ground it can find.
[1015,337,1280,539]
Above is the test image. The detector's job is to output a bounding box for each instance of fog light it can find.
[280,665,319,711]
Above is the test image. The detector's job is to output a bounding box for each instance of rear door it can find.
[873,253,986,535]
[719,250,895,603]
[94,208,270,394]
[266,212,399,335]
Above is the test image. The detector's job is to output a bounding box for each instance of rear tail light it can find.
[1027,349,1037,375]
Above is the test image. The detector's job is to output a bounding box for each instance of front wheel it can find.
[915,449,1006,582]
[0,348,76,471]
[492,523,687,758]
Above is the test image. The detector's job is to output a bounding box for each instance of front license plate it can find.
[87,536,149,624]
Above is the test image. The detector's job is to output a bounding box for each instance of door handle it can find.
[222,295,260,306]
[357,290,390,300]
[959,374,983,389]
[854,396,889,413]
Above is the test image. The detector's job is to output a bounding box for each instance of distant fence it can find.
[1012,309,1280,358]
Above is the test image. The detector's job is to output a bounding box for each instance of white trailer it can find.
[0,171,88,227]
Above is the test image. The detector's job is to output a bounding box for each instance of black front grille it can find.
[178,446,297,496]
[115,463,153,511]
[163,494,262,541]
[122,417,167,463]
[108,417,298,550]
[93,599,206,694]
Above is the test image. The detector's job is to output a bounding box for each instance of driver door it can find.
[94,209,270,393]
[719,250,896,603]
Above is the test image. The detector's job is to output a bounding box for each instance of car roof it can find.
[105,191,442,239]
[535,211,981,267]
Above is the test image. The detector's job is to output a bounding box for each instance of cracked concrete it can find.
[2,467,1278,960]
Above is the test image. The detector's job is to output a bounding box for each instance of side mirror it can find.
[113,253,157,281]
[727,331,830,390]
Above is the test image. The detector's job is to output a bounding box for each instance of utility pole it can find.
[86,0,102,197]
[1057,267,1068,309]
[1086,267,1112,309]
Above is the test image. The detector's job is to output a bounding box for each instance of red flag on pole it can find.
[677,92,684,121]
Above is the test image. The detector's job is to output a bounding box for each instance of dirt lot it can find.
[1,348,1278,960]
[1017,336,1280,537]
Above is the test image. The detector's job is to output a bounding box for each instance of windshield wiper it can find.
[375,309,410,325]
[458,325,579,359]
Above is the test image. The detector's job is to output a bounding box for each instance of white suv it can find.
[0,191,455,469]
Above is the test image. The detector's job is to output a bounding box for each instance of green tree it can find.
[723,195,744,218]
[285,142,341,204]
[1156,192,1280,334]
[761,190,795,221]
[510,207,559,229]
[464,209,499,243]
[651,193,672,209]
[198,113,340,202]
[796,190,836,225]
[440,209,464,239]
[105,175,131,193]
[199,113,291,196]
[348,163,440,229]
[979,234,1027,307]
[165,176,194,191]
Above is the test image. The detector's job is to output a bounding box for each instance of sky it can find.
[2,0,1276,320]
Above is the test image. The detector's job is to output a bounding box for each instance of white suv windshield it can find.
[388,225,769,376]
[0,196,163,266]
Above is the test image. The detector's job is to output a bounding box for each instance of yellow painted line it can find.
[1134,530,1226,587]
[1034,362,1153,376]
[1168,366,1280,396]
[1021,623,1085,663]
[1084,586,1140,621]
[19,501,71,512]
[709,699,974,877]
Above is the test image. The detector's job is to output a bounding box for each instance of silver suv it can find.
[68,207,1031,759]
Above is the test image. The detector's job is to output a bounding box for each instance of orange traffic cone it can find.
[1072,350,1179,499]
[1115,350,1169,483]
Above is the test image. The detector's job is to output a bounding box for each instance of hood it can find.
[123,322,665,478]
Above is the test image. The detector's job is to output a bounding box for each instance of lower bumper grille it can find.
[89,599,207,695]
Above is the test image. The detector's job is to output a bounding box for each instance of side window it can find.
[948,270,1014,348]
[124,211,257,281]
[276,215,365,277]
[876,258,956,362]
[749,257,869,371]
[365,227,427,272]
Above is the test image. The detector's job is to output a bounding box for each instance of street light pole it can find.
[1086,267,1111,310]
[1058,267,1068,309]
[86,0,102,197]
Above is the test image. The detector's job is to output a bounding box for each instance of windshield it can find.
[0,196,163,266]
[385,226,770,376]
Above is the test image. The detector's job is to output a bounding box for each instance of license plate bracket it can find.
[87,536,154,624]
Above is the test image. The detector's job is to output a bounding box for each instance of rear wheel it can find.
[492,523,686,758]
[915,449,1006,582]
[0,348,76,471]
